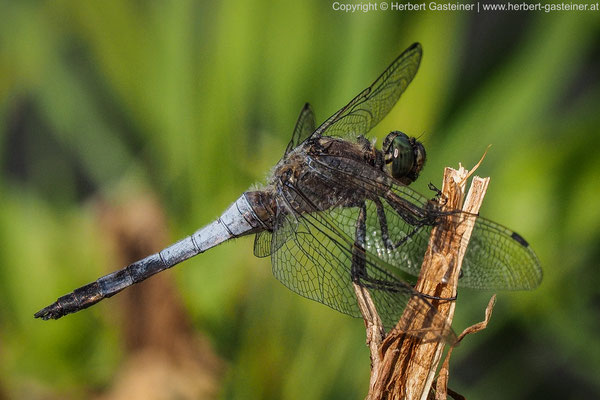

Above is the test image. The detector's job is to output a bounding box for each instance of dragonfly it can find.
[35,43,542,340]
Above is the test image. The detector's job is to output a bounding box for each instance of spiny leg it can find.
[351,201,385,346]
[350,201,426,303]
[373,197,426,250]
[351,202,368,282]
[372,197,456,302]
[428,182,445,203]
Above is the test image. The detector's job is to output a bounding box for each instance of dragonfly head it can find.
[382,131,426,185]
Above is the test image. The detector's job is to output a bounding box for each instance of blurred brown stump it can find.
[94,193,224,400]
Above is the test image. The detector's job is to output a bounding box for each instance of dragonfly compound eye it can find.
[384,131,425,184]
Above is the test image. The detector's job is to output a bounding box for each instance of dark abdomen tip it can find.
[34,302,64,320]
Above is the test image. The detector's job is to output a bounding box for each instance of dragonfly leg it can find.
[352,202,408,293]
[351,202,368,282]
[374,197,426,250]
[352,201,387,341]
[428,182,452,207]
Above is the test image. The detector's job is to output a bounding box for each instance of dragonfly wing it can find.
[310,154,542,291]
[253,231,273,258]
[253,195,299,258]
[329,194,433,279]
[284,103,316,156]
[269,181,454,341]
[307,154,435,278]
[271,206,361,319]
[313,43,422,139]
[459,218,542,290]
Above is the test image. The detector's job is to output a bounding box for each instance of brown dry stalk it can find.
[364,166,490,400]
[353,282,386,392]
[434,295,496,400]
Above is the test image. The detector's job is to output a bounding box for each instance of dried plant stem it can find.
[434,294,496,399]
[353,282,386,392]
[364,166,490,400]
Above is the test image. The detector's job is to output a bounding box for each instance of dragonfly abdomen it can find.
[35,194,264,320]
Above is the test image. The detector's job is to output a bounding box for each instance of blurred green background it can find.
[1,1,599,399]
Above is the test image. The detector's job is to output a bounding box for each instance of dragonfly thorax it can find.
[382,131,426,185]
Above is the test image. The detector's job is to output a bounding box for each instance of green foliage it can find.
[1,2,599,398]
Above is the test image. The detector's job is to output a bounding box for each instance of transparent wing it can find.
[269,181,454,340]
[285,103,316,156]
[313,43,422,139]
[330,190,433,279]
[461,219,542,290]
[308,155,542,291]
[253,195,299,258]
[253,231,272,258]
